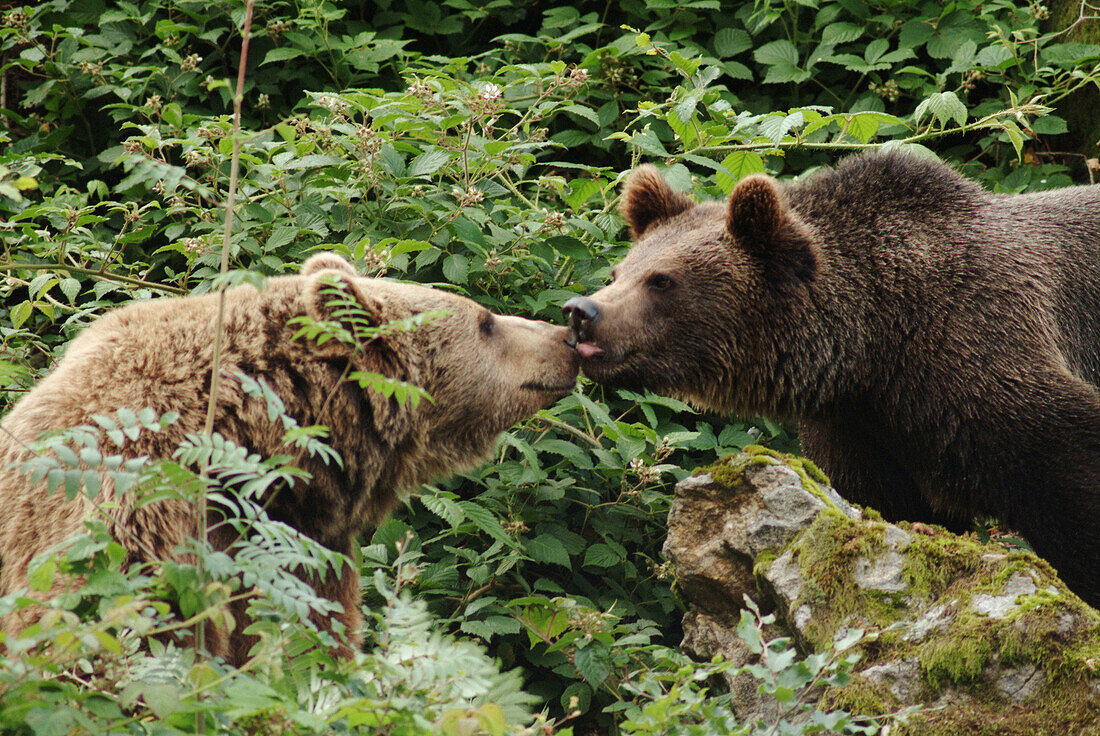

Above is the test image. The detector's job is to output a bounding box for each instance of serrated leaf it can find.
[583,543,624,568]
[420,493,465,527]
[143,683,182,719]
[284,154,345,170]
[914,91,967,127]
[758,111,803,143]
[261,47,304,65]
[407,150,451,177]
[627,128,670,157]
[976,44,1013,68]
[574,641,612,687]
[10,301,32,329]
[821,22,864,45]
[457,500,512,545]
[524,533,571,567]
[668,51,702,77]
[442,253,468,284]
[864,38,889,63]
[1000,119,1025,162]
[562,104,600,126]
[754,39,798,66]
[843,111,903,143]
[762,61,810,84]
[28,557,56,592]
[716,151,765,193]
[534,437,591,467]
[672,94,698,124]
[58,278,81,303]
[1031,115,1068,135]
[714,27,751,57]
[266,224,296,250]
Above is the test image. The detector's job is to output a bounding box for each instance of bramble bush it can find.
[1,0,1098,732]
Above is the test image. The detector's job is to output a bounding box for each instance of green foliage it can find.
[601,597,912,735]
[2,0,1098,731]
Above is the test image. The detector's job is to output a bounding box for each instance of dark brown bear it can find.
[0,253,578,663]
[564,150,1100,608]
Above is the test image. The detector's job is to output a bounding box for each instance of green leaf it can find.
[421,493,465,527]
[668,51,702,77]
[27,556,56,592]
[562,104,600,127]
[442,253,469,284]
[716,151,765,193]
[583,543,624,568]
[407,150,451,177]
[261,47,305,65]
[714,28,751,57]
[1031,115,1068,135]
[976,44,1013,68]
[843,111,903,143]
[1000,119,1025,162]
[627,128,671,157]
[574,641,612,687]
[284,154,345,170]
[142,683,182,719]
[914,91,967,128]
[753,39,798,66]
[762,61,810,84]
[458,500,513,546]
[524,533,571,567]
[821,22,864,45]
[266,225,297,250]
[10,300,32,329]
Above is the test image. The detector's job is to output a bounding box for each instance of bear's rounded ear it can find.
[304,270,391,348]
[620,164,694,239]
[727,174,820,286]
[301,252,359,278]
[726,174,785,246]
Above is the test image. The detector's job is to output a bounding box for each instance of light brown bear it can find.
[564,149,1100,608]
[0,252,578,664]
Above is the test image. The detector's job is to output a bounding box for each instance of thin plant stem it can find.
[0,262,186,294]
[197,1,254,724]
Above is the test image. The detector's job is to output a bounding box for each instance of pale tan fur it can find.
[0,253,577,664]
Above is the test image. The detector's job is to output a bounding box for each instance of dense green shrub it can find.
[2,0,1098,732]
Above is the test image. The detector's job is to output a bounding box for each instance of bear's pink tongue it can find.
[576,342,604,359]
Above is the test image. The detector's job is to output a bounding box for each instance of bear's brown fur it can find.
[564,150,1100,608]
[0,253,578,663]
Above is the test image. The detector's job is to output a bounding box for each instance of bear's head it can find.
[563,166,821,415]
[302,253,578,479]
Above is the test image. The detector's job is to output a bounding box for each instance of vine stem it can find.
[691,106,1048,156]
[197,0,253,722]
[0,262,186,294]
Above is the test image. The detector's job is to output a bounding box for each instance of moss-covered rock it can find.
[668,448,1100,734]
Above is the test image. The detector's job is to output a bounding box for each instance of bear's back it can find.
[788,150,1100,384]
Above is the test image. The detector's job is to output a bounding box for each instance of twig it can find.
[534,412,603,449]
[0,262,185,294]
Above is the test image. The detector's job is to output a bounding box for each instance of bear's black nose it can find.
[563,296,600,342]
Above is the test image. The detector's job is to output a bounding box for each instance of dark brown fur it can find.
[0,254,578,663]
[568,150,1100,608]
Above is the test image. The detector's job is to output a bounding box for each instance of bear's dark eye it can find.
[647,273,674,292]
[480,313,496,336]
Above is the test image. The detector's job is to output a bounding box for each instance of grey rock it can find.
[987,662,1045,702]
[903,603,956,643]
[764,548,804,604]
[860,659,923,703]
[971,572,1037,619]
[667,451,1100,732]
